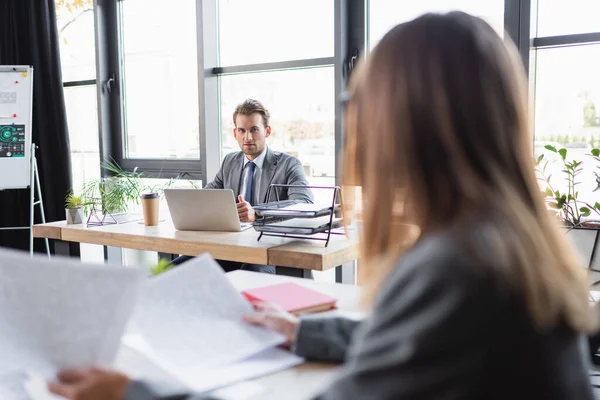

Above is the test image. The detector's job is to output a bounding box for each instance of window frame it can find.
[56,0,99,186]
[206,0,365,187]
[95,0,205,180]
[527,0,600,140]
[86,0,528,183]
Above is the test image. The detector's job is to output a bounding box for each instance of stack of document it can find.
[0,248,145,398]
[0,249,303,398]
[121,254,303,393]
[255,215,343,235]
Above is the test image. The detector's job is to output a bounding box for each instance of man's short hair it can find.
[233,99,270,127]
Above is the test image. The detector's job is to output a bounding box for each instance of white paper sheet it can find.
[128,253,286,373]
[186,347,303,393]
[0,247,145,380]
[0,370,30,400]
[210,381,264,400]
[24,373,64,400]
[122,335,302,394]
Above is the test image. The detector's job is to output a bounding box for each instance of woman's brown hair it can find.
[344,12,594,332]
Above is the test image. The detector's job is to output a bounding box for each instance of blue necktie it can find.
[244,161,256,205]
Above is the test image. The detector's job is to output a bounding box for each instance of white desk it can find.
[115,270,362,400]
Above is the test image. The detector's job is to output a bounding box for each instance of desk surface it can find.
[33,220,358,271]
[220,271,361,400]
[114,271,362,400]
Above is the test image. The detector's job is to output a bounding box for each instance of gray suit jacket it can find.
[298,232,594,399]
[203,147,313,204]
[126,224,595,400]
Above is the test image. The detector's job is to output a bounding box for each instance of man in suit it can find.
[174,99,314,274]
[204,98,313,221]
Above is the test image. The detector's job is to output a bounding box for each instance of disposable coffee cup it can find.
[141,192,159,226]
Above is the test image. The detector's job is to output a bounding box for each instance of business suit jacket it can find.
[126,222,595,400]
[203,147,313,204]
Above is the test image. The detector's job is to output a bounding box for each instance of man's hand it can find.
[47,368,130,400]
[237,195,256,222]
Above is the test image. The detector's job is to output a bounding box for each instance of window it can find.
[218,0,334,65]
[216,0,336,205]
[118,0,200,160]
[533,44,600,201]
[220,67,335,202]
[369,0,505,49]
[63,86,100,193]
[56,0,100,191]
[57,0,96,82]
[531,2,600,211]
[536,0,600,37]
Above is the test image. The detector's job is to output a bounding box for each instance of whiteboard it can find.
[0,66,33,189]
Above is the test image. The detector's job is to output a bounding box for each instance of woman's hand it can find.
[47,368,130,400]
[243,302,300,347]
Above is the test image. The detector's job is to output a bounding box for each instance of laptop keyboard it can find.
[240,222,253,230]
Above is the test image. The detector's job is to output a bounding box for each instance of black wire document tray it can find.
[254,202,341,218]
[254,216,343,235]
[253,184,343,246]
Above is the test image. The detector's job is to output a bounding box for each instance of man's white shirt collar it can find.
[243,148,267,170]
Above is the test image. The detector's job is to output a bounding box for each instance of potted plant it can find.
[536,145,600,270]
[81,160,183,217]
[65,192,85,224]
[536,145,600,226]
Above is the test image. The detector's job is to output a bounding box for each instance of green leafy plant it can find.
[81,160,182,214]
[591,148,600,193]
[536,145,600,226]
[65,192,84,209]
[149,258,175,277]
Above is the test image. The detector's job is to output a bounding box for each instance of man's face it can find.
[233,113,271,160]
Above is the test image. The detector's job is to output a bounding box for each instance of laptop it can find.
[164,188,252,232]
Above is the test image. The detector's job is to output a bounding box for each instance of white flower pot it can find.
[66,207,84,224]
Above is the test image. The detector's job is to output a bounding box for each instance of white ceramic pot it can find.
[66,207,84,224]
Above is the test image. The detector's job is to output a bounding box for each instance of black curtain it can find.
[0,0,72,252]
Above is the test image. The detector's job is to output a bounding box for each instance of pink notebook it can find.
[242,282,338,314]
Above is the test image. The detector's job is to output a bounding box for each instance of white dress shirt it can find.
[241,148,267,205]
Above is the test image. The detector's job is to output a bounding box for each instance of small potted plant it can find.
[65,191,85,224]
[81,160,183,217]
[536,145,600,269]
[536,145,600,227]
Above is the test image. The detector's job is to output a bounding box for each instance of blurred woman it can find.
[49,11,597,400]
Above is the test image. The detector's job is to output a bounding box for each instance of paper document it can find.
[278,204,334,212]
[188,347,302,393]
[123,336,302,394]
[0,247,145,380]
[258,203,337,217]
[128,253,287,374]
[0,371,29,400]
[268,216,341,228]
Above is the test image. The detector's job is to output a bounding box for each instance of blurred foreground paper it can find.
[128,253,287,371]
[122,253,301,392]
[122,337,302,393]
[0,248,145,379]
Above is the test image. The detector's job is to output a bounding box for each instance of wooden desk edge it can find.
[268,245,359,271]
[31,222,358,270]
[57,229,269,265]
[32,224,62,240]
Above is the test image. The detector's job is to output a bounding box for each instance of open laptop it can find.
[164,188,252,232]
